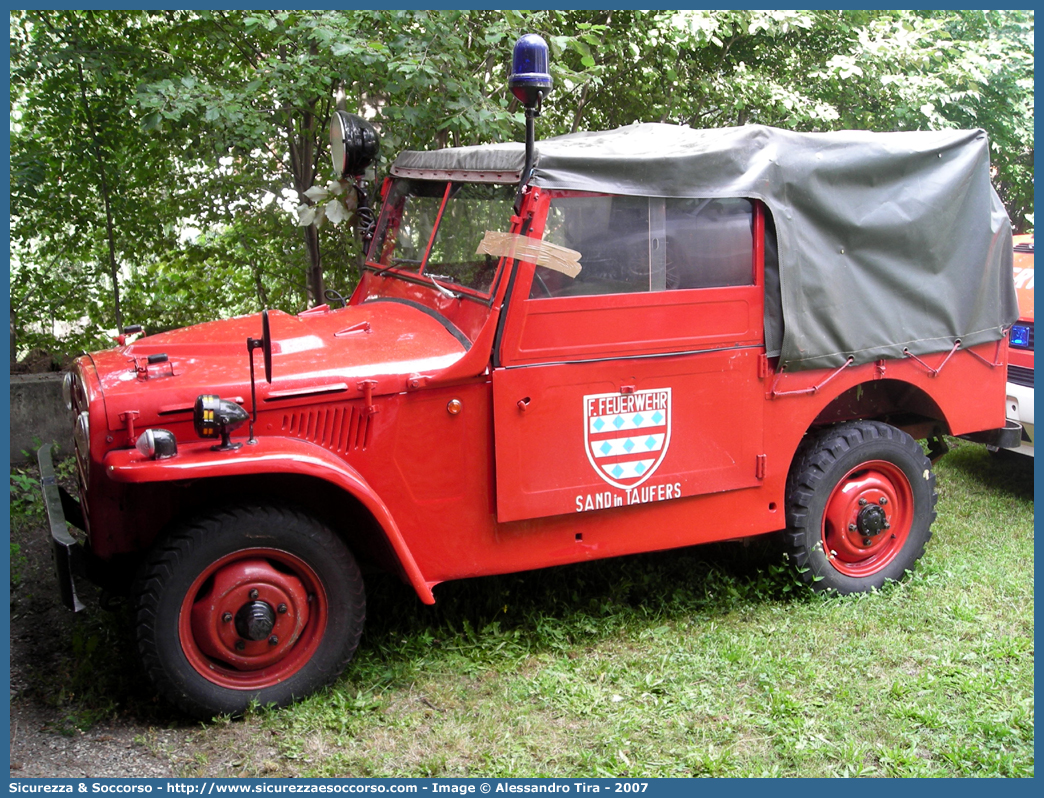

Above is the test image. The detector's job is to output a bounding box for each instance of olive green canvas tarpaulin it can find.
[393,123,1017,371]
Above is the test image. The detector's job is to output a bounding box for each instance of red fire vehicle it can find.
[41,37,1020,717]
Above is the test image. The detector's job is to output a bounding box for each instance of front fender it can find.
[103,437,436,604]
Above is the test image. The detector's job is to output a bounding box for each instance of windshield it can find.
[370,179,516,295]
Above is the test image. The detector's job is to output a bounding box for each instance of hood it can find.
[87,300,470,432]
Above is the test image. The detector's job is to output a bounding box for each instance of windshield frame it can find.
[365,178,516,304]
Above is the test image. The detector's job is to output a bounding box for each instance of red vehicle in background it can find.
[39,36,1021,718]
[1001,234,1034,456]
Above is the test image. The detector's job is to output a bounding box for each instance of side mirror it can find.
[260,308,272,384]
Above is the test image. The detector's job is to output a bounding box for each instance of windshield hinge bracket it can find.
[119,411,140,446]
[406,374,431,390]
[357,380,380,415]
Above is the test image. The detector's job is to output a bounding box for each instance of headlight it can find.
[62,372,75,411]
[74,411,89,455]
[194,394,249,452]
[74,411,90,483]
[329,111,379,178]
[136,428,178,460]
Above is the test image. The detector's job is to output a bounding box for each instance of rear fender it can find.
[811,378,948,433]
[103,437,436,604]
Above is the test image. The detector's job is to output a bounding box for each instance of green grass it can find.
[12,441,1034,776]
[216,439,1032,778]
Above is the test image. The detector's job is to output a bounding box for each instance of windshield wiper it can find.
[367,260,459,299]
[425,273,460,300]
[370,258,422,279]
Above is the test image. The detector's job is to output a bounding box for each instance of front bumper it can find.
[1002,381,1034,457]
[38,443,85,611]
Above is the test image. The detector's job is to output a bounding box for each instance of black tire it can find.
[134,504,365,719]
[784,421,937,595]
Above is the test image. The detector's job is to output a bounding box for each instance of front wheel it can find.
[135,504,365,718]
[784,421,937,595]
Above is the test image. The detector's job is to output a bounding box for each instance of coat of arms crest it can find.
[584,388,672,490]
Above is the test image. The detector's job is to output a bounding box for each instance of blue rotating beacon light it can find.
[508,34,553,197]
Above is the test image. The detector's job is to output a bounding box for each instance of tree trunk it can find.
[571,83,591,134]
[237,229,270,309]
[284,39,325,307]
[303,225,324,305]
[77,61,123,331]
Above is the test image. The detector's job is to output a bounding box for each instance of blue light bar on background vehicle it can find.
[1011,323,1032,348]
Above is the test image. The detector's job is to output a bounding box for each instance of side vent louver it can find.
[281,404,372,452]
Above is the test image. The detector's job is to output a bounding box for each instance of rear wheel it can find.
[784,421,937,595]
[135,504,365,718]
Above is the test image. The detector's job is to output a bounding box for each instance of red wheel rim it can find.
[178,548,328,690]
[821,460,914,578]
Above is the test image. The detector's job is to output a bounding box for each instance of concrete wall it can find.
[10,373,73,464]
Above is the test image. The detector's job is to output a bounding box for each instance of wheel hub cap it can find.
[857,504,887,538]
[188,557,311,671]
[234,600,276,641]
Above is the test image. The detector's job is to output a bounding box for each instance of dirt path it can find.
[8,503,191,778]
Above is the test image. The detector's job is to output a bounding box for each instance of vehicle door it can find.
[492,189,768,522]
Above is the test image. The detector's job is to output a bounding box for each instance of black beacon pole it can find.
[508,34,553,210]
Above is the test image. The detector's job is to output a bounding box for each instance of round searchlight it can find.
[329,111,380,179]
[508,34,552,108]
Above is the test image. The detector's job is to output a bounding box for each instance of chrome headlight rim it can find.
[74,411,90,457]
[62,372,75,411]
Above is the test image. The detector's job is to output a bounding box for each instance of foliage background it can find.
[9,10,1034,361]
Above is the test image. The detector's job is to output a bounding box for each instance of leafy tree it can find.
[9,10,1033,363]
[10,10,191,354]
[132,10,569,305]
[535,10,1033,228]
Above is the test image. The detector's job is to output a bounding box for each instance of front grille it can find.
[281,403,372,452]
[1008,364,1034,388]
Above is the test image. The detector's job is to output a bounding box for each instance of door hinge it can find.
[755,453,767,480]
